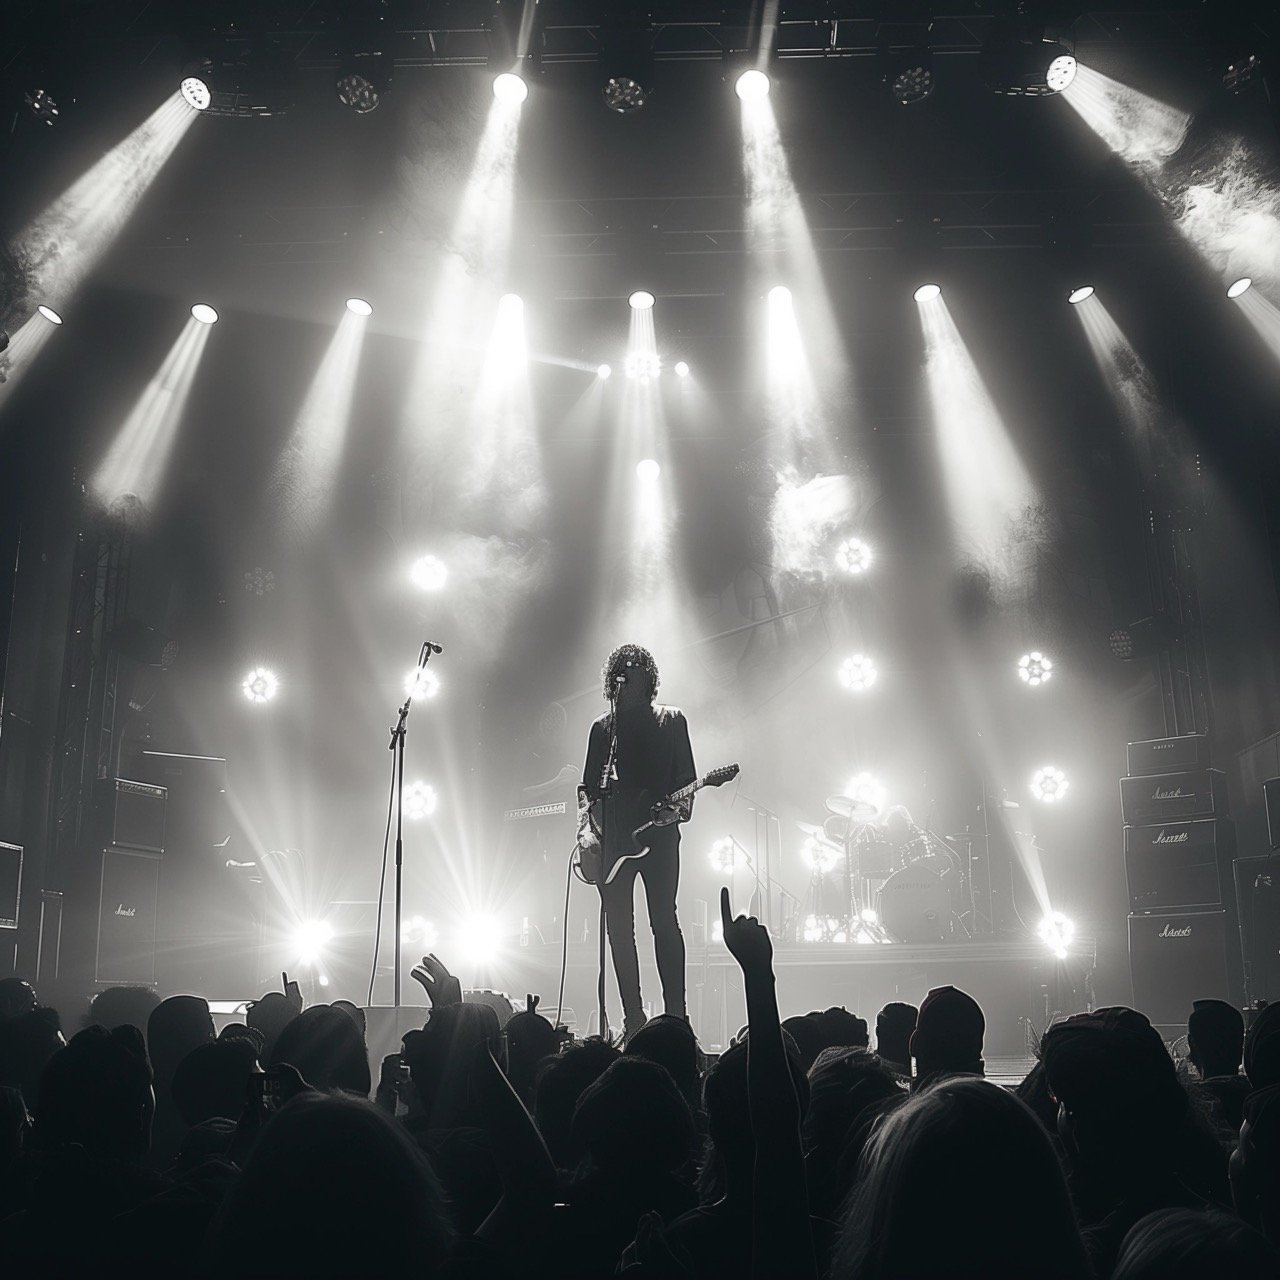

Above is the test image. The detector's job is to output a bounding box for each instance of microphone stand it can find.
[596,682,621,1036]
[388,641,439,1011]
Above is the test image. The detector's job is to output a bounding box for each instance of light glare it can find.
[800,836,840,874]
[241,666,279,704]
[914,283,941,302]
[404,667,441,700]
[410,554,448,592]
[636,458,661,482]
[493,72,528,105]
[1067,285,1095,305]
[1036,911,1076,960]
[1228,277,1253,299]
[293,919,335,965]
[346,297,373,316]
[843,772,887,816]
[736,69,771,101]
[837,653,878,692]
[191,303,218,325]
[629,290,655,311]
[708,836,748,874]
[674,360,690,378]
[1030,765,1069,803]
[835,537,872,575]
[597,363,612,379]
[404,780,439,820]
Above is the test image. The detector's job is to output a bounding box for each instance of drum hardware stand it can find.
[848,824,895,943]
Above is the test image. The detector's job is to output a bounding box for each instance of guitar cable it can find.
[555,840,576,1035]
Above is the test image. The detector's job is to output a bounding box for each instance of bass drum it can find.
[878,861,951,943]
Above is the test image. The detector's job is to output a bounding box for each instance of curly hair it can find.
[601,644,659,701]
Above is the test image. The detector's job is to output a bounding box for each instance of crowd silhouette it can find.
[1,887,1278,1278]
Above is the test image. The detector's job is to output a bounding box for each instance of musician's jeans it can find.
[599,834,686,1021]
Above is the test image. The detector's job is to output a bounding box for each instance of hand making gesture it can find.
[720,885,773,977]
[410,953,463,1008]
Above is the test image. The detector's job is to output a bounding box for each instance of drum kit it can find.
[797,793,966,944]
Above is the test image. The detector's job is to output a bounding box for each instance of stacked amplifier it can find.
[1122,735,1237,1025]
[94,777,167,986]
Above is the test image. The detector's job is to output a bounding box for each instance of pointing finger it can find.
[720,885,732,932]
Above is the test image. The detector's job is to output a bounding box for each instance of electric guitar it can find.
[575,764,741,887]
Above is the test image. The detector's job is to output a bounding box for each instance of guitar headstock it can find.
[704,764,740,789]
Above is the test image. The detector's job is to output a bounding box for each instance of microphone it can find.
[613,673,627,684]
[424,642,443,654]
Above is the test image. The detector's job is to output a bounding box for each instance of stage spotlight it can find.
[336,51,392,114]
[1109,613,1176,661]
[768,284,791,305]
[835,537,872,575]
[191,303,218,325]
[241,667,279,704]
[860,907,879,925]
[674,360,690,378]
[293,918,335,965]
[493,72,528,104]
[346,297,373,316]
[1228,277,1253,299]
[404,780,438,820]
[401,913,440,948]
[708,836,749,873]
[180,69,212,111]
[890,62,935,105]
[837,654,878,692]
[1017,651,1053,686]
[1067,285,1095,305]
[629,290,655,310]
[597,363,612,379]
[624,351,661,380]
[404,667,441,700]
[801,836,840,875]
[37,305,63,325]
[636,458,661,482]
[979,19,1076,97]
[735,69,770,101]
[600,16,654,114]
[1030,766,1069,803]
[1036,910,1076,960]
[843,771,887,816]
[914,283,941,302]
[410,554,448,592]
[459,913,504,966]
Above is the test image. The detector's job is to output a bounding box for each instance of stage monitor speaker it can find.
[0,841,21,929]
[1128,908,1231,1026]
[1127,735,1211,778]
[1123,819,1232,911]
[1235,855,1280,1003]
[1120,769,1228,826]
[96,848,160,985]
[1264,779,1280,850]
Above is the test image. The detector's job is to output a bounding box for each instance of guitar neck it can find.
[666,776,708,805]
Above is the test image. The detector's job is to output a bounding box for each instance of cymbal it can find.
[826,794,880,820]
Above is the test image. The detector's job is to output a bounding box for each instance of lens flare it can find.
[914,283,941,302]
[1067,285,1095,305]
[404,667,441,700]
[736,69,771,101]
[404,781,438,820]
[293,919,335,965]
[837,654,878,692]
[629,290,656,310]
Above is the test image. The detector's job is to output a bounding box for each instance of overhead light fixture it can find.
[600,7,654,114]
[335,0,392,114]
[23,87,62,126]
[979,18,1077,97]
[1109,613,1178,661]
[674,360,690,378]
[1030,766,1069,803]
[180,70,212,111]
[1068,285,1095,305]
[37,305,63,325]
[346,298,373,316]
[629,289,655,310]
[880,20,936,106]
[735,69,770,101]
[410,554,448,591]
[242,666,279,704]
[914,283,941,302]
[493,72,528,104]
[1017,651,1053,686]
[1227,277,1253,299]
[178,47,295,118]
[191,303,218,325]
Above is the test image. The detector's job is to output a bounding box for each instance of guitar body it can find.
[574,765,741,887]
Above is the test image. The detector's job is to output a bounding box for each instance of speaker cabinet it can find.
[1128,908,1231,1026]
[1127,735,1211,778]
[1123,819,1233,911]
[0,841,21,929]
[96,848,160,985]
[1120,770,1229,825]
[1235,855,1280,1003]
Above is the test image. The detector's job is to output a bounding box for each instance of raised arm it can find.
[720,887,816,1280]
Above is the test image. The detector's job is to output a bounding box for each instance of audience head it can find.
[245,991,297,1062]
[833,1076,1090,1280]
[625,1013,702,1113]
[86,985,162,1034]
[782,1007,870,1073]
[909,986,984,1080]
[1233,1082,1280,1241]
[402,1001,501,1127]
[503,1007,560,1105]
[208,1093,453,1277]
[0,977,38,1020]
[804,1047,903,1171]
[146,995,214,1090]
[1113,1208,1280,1280]
[171,1037,259,1126]
[1245,1002,1280,1090]
[269,1005,371,1096]
[571,1056,694,1176]
[874,1001,918,1071]
[331,999,366,1038]
[218,1022,265,1056]
[0,1006,64,1107]
[534,1035,620,1169]
[1041,1006,1186,1161]
[1187,998,1244,1079]
[36,1024,153,1161]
